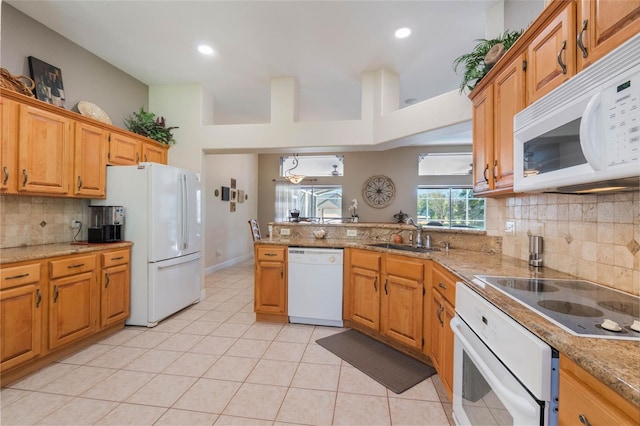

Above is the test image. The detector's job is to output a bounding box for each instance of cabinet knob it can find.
[438,282,447,290]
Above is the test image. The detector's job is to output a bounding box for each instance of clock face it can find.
[362,175,395,208]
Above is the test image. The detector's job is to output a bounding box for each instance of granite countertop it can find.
[256,238,640,407]
[0,242,133,265]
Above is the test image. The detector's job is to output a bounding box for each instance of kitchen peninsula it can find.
[254,222,640,421]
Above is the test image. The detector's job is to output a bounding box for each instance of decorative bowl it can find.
[313,229,326,239]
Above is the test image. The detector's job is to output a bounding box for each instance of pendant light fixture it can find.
[284,153,305,184]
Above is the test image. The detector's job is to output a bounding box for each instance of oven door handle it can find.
[450,317,537,418]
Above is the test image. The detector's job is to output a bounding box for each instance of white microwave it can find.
[514,34,640,194]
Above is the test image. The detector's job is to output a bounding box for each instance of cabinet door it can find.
[1,97,18,193]
[101,263,130,327]
[472,86,493,194]
[380,274,423,349]
[49,272,98,350]
[493,54,526,192]
[108,132,140,165]
[349,266,380,330]
[428,292,443,372]
[18,104,72,195]
[0,284,42,372]
[254,260,287,314]
[440,299,455,401]
[527,1,577,104]
[577,0,640,70]
[74,122,107,198]
[141,141,167,164]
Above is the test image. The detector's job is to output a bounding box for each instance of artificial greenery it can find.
[452,29,524,93]
[124,106,178,145]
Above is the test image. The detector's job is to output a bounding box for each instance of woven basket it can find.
[0,68,35,98]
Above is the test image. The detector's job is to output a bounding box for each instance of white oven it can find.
[451,282,559,426]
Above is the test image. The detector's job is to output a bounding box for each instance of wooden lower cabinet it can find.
[347,249,381,330]
[0,263,43,373]
[0,247,131,386]
[559,354,640,426]
[254,245,287,321]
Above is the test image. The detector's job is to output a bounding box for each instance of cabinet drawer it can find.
[350,249,380,271]
[0,263,41,290]
[256,246,286,261]
[384,255,423,281]
[102,250,130,268]
[432,263,456,304]
[49,255,96,279]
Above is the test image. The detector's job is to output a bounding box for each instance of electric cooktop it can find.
[474,276,640,341]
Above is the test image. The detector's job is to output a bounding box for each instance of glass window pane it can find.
[280,155,344,177]
[275,183,342,221]
[417,187,485,230]
[418,153,473,176]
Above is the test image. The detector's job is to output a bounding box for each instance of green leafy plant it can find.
[453,29,524,93]
[124,106,178,145]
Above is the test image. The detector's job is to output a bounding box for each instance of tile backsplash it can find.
[0,196,88,248]
[486,191,640,296]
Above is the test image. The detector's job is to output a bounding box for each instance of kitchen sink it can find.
[366,243,440,252]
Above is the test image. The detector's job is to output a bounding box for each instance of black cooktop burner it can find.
[537,300,604,317]
[475,275,640,340]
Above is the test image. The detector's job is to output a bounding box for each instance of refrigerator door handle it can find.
[182,174,188,250]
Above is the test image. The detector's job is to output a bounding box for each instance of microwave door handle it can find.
[579,92,605,171]
[450,317,538,418]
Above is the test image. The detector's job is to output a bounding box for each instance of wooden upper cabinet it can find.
[577,0,640,70]
[108,132,141,165]
[1,97,18,193]
[18,104,72,195]
[74,122,107,198]
[492,53,526,192]
[527,1,577,104]
[141,140,168,164]
[472,86,494,194]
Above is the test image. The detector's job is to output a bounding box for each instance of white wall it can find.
[203,154,259,271]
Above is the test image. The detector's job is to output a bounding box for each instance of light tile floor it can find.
[1,260,454,425]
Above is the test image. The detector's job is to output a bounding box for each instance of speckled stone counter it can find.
[256,237,640,407]
[0,242,133,264]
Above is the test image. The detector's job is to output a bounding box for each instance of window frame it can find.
[416,186,486,230]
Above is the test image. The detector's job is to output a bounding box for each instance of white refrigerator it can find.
[93,163,202,327]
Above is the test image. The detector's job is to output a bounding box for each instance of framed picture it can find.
[230,178,237,189]
[221,186,230,201]
[28,56,66,108]
[230,202,236,212]
[230,189,237,201]
[238,190,245,203]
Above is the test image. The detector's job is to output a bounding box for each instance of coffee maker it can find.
[88,206,124,243]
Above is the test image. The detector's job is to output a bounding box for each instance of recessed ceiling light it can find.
[395,27,411,39]
[197,44,214,55]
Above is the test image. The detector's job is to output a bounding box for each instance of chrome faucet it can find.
[405,217,422,247]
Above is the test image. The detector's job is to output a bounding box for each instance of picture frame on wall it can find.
[238,190,245,203]
[28,56,66,108]
[221,186,230,201]
[230,178,237,189]
[230,189,237,201]
[230,202,236,212]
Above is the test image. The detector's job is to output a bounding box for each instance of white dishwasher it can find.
[287,247,344,327]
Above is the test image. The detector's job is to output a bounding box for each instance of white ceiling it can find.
[8,0,493,134]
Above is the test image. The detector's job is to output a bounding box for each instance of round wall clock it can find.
[362,175,395,208]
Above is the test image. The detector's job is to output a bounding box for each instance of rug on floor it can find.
[316,329,436,394]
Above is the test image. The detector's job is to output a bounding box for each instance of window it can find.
[417,187,485,230]
[280,155,344,177]
[275,183,342,222]
[418,153,473,176]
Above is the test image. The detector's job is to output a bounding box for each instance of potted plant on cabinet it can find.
[124,106,179,145]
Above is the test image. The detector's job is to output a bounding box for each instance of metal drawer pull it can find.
[36,289,42,307]
[438,282,447,290]
[53,285,59,303]
[2,166,8,185]
[5,273,29,280]
[67,263,85,269]
[105,273,110,288]
[77,176,83,189]
[492,160,498,181]
[264,253,277,257]
[437,305,444,326]
[384,279,388,295]
[280,266,284,279]
[557,40,567,74]
[22,169,28,186]
[483,164,489,184]
[111,256,124,261]
[577,19,588,58]
[136,152,140,163]
[373,276,377,291]
[578,414,591,426]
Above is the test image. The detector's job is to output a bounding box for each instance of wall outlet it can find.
[505,221,515,235]
[347,229,357,237]
[70,220,81,229]
[280,228,290,236]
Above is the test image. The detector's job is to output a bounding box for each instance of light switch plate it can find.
[347,229,357,237]
[280,228,290,236]
[505,221,515,235]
